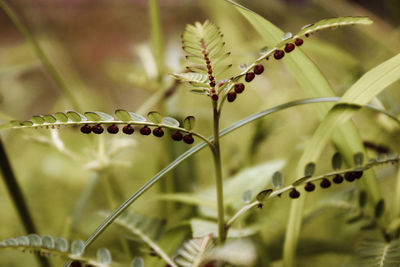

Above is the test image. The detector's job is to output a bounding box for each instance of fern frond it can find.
[0,110,212,145]
[219,16,373,99]
[103,211,176,267]
[173,235,214,267]
[0,234,112,266]
[358,239,400,267]
[172,21,231,94]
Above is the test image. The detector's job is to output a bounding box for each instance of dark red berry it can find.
[295,38,303,46]
[210,81,216,87]
[253,64,264,75]
[208,70,212,75]
[140,126,151,135]
[211,94,219,101]
[70,261,82,267]
[183,134,194,144]
[209,75,214,81]
[332,174,344,184]
[92,124,104,134]
[107,124,119,134]
[320,178,331,188]
[227,91,237,102]
[304,182,315,192]
[284,43,295,53]
[274,49,285,60]
[80,124,91,134]
[234,83,245,94]
[171,131,183,141]
[354,171,363,179]
[344,172,356,182]
[207,64,212,70]
[245,72,255,82]
[122,124,134,135]
[289,188,300,199]
[153,127,164,137]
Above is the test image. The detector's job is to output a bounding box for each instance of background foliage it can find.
[0,0,400,266]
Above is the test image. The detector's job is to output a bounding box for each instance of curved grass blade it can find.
[222,2,381,266]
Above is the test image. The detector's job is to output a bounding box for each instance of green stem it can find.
[0,0,81,111]
[394,166,400,218]
[0,138,51,267]
[148,0,165,82]
[212,102,226,244]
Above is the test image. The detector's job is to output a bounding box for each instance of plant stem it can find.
[394,167,400,218]
[0,138,51,267]
[0,0,81,111]
[212,102,226,244]
[148,0,165,82]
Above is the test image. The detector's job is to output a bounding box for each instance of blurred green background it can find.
[0,0,400,266]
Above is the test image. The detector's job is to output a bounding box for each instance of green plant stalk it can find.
[148,0,165,82]
[395,167,400,218]
[212,102,225,244]
[0,0,81,111]
[0,138,51,267]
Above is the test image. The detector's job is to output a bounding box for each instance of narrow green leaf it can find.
[359,191,367,208]
[170,72,208,85]
[353,152,364,166]
[70,240,85,256]
[4,238,17,247]
[374,199,385,218]
[241,190,252,203]
[66,111,85,122]
[331,152,342,170]
[189,89,208,95]
[97,248,112,264]
[161,117,180,127]
[147,111,162,123]
[31,116,45,125]
[183,116,195,131]
[42,235,54,249]
[346,212,365,224]
[115,109,131,122]
[55,237,68,252]
[84,112,101,121]
[16,236,29,246]
[298,53,400,171]
[54,112,68,122]
[92,111,114,121]
[256,189,272,202]
[27,234,42,247]
[272,171,283,189]
[131,257,144,267]
[292,176,309,187]
[304,162,316,177]
[42,115,56,123]
[9,120,21,127]
[129,112,147,122]
[85,111,114,121]
[21,121,33,127]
